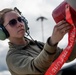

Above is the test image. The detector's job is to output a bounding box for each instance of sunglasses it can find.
[5,17,23,27]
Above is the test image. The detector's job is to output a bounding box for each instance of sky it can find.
[0,0,76,75]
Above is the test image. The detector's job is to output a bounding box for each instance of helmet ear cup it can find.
[0,25,9,40]
[21,16,29,33]
[0,27,6,40]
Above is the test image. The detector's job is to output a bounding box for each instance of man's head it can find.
[0,8,29,40]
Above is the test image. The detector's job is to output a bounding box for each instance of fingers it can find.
[55,20,72,34]
[56,20,67,27]
[51,20,72,43]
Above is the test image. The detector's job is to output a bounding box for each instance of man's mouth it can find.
[18,29,25,33]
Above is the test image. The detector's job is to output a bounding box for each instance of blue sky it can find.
[1,0,76,75]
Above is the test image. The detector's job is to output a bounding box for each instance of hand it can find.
[50,20,72,45]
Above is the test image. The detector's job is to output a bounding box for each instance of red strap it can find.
[45,4,76,75]
[66,5,74,26]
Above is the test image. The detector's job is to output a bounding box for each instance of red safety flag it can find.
[45,4,76,75]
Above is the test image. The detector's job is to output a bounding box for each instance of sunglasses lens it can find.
[8,17,23,27]
[9,19,17,26]
[18,17,23,22]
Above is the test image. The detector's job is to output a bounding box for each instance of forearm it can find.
[34,38,60,73]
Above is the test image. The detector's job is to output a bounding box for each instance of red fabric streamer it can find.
[45,4,76,75]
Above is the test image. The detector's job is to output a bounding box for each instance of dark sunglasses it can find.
[5,17,23,27]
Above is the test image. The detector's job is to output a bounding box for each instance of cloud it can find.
[0,40,9,71]
[0,71,11,75]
